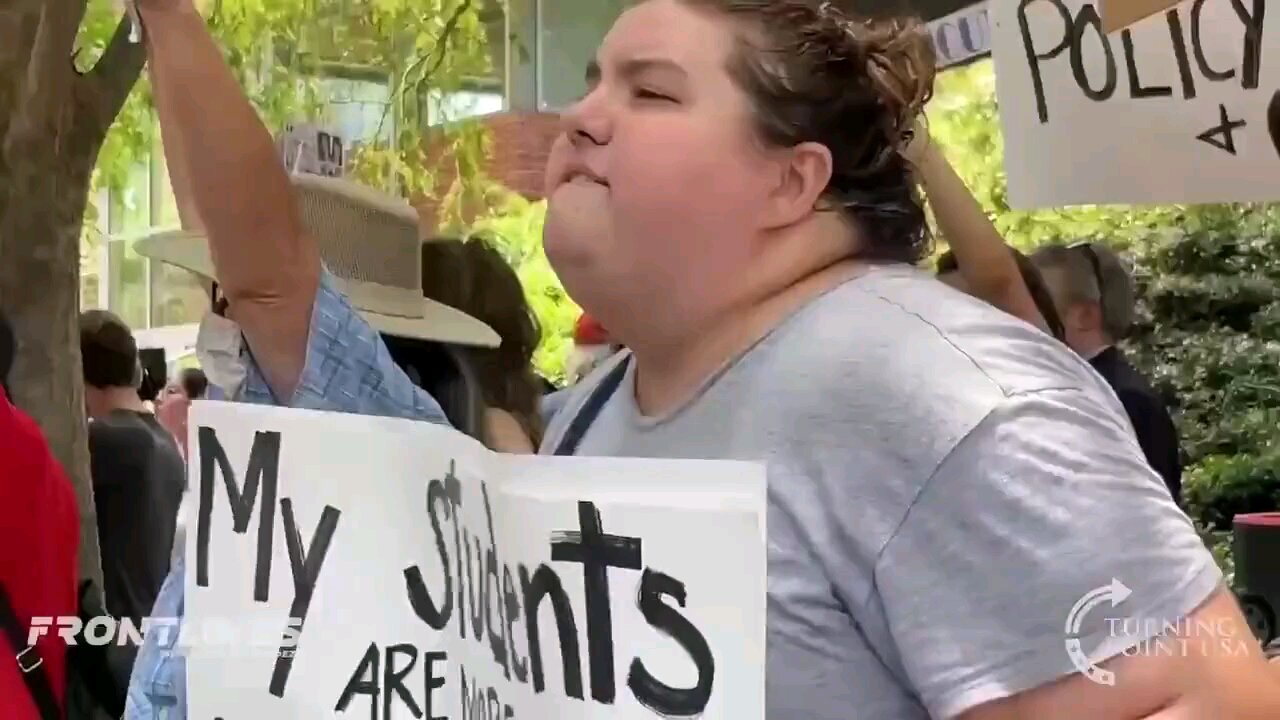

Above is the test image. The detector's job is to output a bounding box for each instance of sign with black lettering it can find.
[929,3,992,69]
[277,122,345,179]
[991,0,1274,207]
[185,402,766,718]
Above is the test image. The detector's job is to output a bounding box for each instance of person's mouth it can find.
[562,163,609,188]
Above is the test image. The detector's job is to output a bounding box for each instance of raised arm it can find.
[909,128,1050,334]
[140,0,319,399]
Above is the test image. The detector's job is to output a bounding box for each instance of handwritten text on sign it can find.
[184,402,766,718]
[991,0,1275,207]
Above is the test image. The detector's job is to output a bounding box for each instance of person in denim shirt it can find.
[124,271,450,718]
[125,2,499,715]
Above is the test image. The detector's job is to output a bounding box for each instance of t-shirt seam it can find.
[848,282,1025,398]
[861,384,1093,610]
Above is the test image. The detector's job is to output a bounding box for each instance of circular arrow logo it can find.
[1064,578,1132,686]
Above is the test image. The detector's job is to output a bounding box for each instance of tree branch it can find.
[373,0,474,141]
[26,0,87,132]
[72,15,146,142]
[418,0,474,87]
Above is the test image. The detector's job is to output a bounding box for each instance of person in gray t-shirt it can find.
[536,1,1280,717]
[157,0,1280,715]
[545,268,1220,718]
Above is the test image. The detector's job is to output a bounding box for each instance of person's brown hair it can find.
[80,309,142,389]
[420,236,545,446]
[674,0,936,262]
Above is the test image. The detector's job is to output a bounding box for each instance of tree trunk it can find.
[0,2,145,602]
[1,128,101,594]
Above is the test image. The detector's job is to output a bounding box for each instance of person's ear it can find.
[760,141,833,230]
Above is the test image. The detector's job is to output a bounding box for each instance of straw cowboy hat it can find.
[135,128,499,348]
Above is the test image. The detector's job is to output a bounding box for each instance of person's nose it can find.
[560,88,611,149]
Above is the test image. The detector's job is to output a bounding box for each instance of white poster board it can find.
[929,2,992,69]
[991,0,1274,208]
[184,401,767,719]
[277,122,345,178]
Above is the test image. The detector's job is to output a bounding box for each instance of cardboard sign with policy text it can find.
[991,0,1274,208]
[184,401,767,719]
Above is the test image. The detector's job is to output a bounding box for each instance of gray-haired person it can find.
[1033,243,1183,502]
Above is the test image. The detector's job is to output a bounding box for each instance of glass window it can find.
[317,75,394,146]
[81,239,103,311]
[107,238,149,330]
[151,143,182,230]
[424,89,504,126]
[110,162,152,236]
[149,260,208,329]
[80,272,101,311]
[536,0,628,109]
[105,161,153,329]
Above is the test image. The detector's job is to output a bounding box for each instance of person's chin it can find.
[546,188,607,252]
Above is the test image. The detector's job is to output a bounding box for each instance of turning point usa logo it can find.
[27,615,304,658]
[1064,579,1255,686]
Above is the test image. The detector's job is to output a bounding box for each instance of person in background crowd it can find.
[0,308,80,719]
[566,312,620,382]
[1033,243,1184,502]
[130,1,1277,719]
[136,349,167,410]
[80,311,186,638]
[127,52,499,719]
[907,122,1062,338]
[542,312,621,422]
[421,236,545,453]
[156,367,209,457]
[177,367,209,401]
[935,248,1065,341]
[537,1,1268,716]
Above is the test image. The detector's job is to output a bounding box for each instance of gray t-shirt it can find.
[540,266,1220,719]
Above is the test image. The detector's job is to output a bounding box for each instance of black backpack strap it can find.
[0,584,61,720]
[553,354,631,457]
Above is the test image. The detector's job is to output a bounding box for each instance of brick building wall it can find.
[417,110,560,231]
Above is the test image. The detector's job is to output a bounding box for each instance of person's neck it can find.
[630,260,867,417]
[90,387,147,419]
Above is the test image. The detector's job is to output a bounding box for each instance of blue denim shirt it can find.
[125,270,448,719]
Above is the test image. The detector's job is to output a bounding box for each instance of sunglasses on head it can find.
[1070,242,1106,296]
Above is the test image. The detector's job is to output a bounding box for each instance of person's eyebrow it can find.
[585,57,689,86]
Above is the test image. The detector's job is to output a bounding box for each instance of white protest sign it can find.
[184,401,767,719]
[991,0,1273,208]
[277,122,346,178]
[928,2,992,69]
